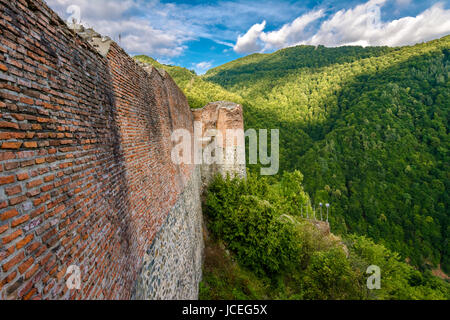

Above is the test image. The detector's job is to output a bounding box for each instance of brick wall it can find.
[0,0,198,300]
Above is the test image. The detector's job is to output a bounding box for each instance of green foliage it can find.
[346,235,450,300]
[302,248,364,300]
[199,238,271,300]
[205,172,306,275]
[203,174,449,300]
[133,55,244,109]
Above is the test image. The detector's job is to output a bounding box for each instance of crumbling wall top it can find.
[67,23,112,57]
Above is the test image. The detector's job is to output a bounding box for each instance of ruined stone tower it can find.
[192,101,247,188]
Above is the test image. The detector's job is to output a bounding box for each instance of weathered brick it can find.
[2,230,23,245]
[0,208,19,221]
[0,121,19,130]
[9,195,27,206]
[0,225,8,234]
[0,152,15,161]
[5,162,20,170]
[1,141,22,149]
[26,179,43,189]
[18,257,34,274]
[0,175,15,185]
[23,141,37,148]
[12,214,30,228]
[5,185,22,196]
[17,172,29,181]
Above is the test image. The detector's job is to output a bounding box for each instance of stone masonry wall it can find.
[0,0,203,300]
[132,166,203,300]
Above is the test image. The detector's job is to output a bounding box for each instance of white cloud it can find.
[234,10,324,54]
[260,10,324,51]
[193,62,213,75]
[233,0,450,54]
[46,0,309,60]
[234,21,267,54]
[47,0,193,58]
[306,0,450,47]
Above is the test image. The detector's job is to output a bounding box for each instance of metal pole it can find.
[326,203,330,222]
[319,203,323,221]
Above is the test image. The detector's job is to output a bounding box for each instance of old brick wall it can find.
[0,0,200,300]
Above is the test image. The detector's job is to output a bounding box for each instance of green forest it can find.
[199,173,449,299]
[134,35,449,299]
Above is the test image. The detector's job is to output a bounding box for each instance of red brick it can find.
[0,121,19,130]
[9,195,26,206]
[2,229,23,245]
[44,174,55,182]
[23,141,37,148]
[26,179,43,189]
[0,175,15,185]
[0,0,206,300]
[17,172,29,181]
[1,141,22,149]
[23,288,37,300]
[0,225,8,234]
[16,233,34,250]
[0,208,19,221]
[19,97,34,105]
[11,214,30,228]
[5,185,22,196]
[41,184,54,192]
[18,257,34,274]
[24,263,39,280]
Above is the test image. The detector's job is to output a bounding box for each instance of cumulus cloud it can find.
[260,10,325,51]
[46,0,308,60]
[306,0,450,47]
[47,0,193,58]
[193,62,213,74]
[234,0,450,54]
[234,21,267,54]
[234,10,324,54]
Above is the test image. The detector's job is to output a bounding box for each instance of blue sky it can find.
[47,0,450,74]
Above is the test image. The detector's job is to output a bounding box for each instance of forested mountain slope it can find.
[134,35,449,275]
[134,55,245,109]
[203,36,450,274]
